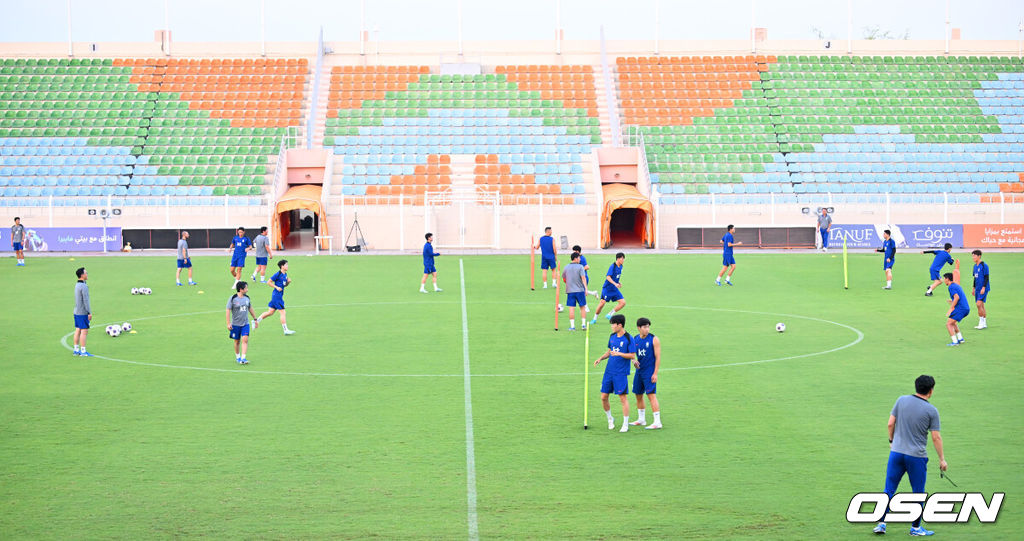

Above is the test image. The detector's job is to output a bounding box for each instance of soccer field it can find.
[1,251,1021,539]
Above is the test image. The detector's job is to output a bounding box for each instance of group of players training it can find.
[535,227,662,432]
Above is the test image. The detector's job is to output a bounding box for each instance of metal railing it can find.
[306,27,326,150]
[599,26,622,147]
[622,125,653,189]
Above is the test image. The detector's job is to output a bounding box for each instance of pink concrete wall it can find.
[597,147,639,184]
[285,149,329,185]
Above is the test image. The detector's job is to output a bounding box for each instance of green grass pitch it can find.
[1,251,1021,539]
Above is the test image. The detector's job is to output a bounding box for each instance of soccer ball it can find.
[121,322,132,332]
[131,288,139,295]
[141,288,152,295]
[106,325,122,337]
[557,304,564,312]
[775,322,786,333]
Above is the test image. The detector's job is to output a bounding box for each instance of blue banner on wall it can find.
[827,225,963,249]
[1,227,121,252]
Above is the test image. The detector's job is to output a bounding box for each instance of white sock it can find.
[950,333,958,342]
[543,282,548,288]
[420,284,427,290]
[80,348,86,354]
[434,284,440,290]
[726,274,732,281]
[715,276,721,282]
[282,324,289,331]
[608,309,616,318]
[260,275,265,281]
[956,332,963,341]
[605,410,613,421]
[653,411,661,424]
[886,280,892,287]
[569,320,575,329]
[241,354,246,360]
[980,317,986,324]
[637,408,645,421]
[622,416,629,426]
[552,279,556,286]
[236,353,241,359]
[74,345,80,352]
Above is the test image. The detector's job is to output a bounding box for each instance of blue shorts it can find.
[268,298,285,310]
[177,258,191,268]
[541,256,557,270]
[723,254,735,266]
[974,291,988,303]
[255,257,268,266]
[74,314,90,329]
[949,307,969,322]
[883,259,894,270]
[929,268,941,281]
[600,371,629,395]
[423,264,436,274]
[633,371,656,395]
[566,291,586,307]
[13,242,23,251]
[601,289,624,303]
[231,255,246,268]
[229,324,250,340]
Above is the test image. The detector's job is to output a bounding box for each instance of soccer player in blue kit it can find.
[591,253,626,325]
[629,317,662,430]
[227,226,252,289]
[594,314,636,433]
[922,243,953,297]
[256,259,295,335]
[970,250,989,330]
[875,229,896,290]
[420,232,442,293]
[943,272,969,347]
[716,224,741,286]
[536,226,557,288]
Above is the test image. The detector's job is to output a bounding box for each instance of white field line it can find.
[460,259,480,541]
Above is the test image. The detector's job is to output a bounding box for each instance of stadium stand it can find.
[617,55,1024,205]
[0,57,308,207]
[323,65,601,205]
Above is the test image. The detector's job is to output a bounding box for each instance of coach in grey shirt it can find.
[872,375,948,535]
[72,267,93,356]
[176,231,196,286]
[11,216,26,266]
[561,252,589,330]
[251,226,272,282]
[817,208,833,252]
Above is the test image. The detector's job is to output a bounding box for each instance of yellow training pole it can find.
[843,236,849,290]
[584,324,590,430]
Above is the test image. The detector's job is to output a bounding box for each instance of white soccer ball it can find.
[131,288,139,295]
[557,304,564,312]
[121,322,132,332]
[142,288,152,295]
[106,325,122,337]
[776,322,786,333]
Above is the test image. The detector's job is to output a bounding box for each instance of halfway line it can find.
[459,259,480,541]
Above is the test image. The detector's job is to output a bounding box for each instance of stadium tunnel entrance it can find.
[272,185,328,251]
[600,183,654,249]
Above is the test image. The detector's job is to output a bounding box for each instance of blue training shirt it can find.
[270,271,287,301]
[882,238,896,261]
[972,262,990,292]
[929,250,953,272]
[539,235,554,258]
[948,283,969,312]
[232,235,251,256]
[633,333,656,373]
[606,332,634,376]
[579,254,589,281]
[722,232,735,256]
[422,242,439,267]
[601,262,623,293]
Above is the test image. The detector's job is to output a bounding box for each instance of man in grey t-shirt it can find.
[250,226,273,283]
[72,267,94,357]
[817,208,833,252]
[560,252,589,331]
[11,217,26,266]
[225,281,259,365]
[872,375,948,536]
[176,231,197,286]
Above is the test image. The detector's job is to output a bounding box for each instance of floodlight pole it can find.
[556,0,562,55]
[847,0,853,54]
[944,0,950,55]
[359,0,366,55]
[164,0,171,56]
[457,0,464,57]
[750,0,757,54]
[66,0,73,57]
[260,0,266,57]
[654,0,660,55]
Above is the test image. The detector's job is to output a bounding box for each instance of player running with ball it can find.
[594,314,636,433]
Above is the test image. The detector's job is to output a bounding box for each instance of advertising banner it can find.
[1,227,121,252]
[828,225,963,249]
[963,224,1024,248]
